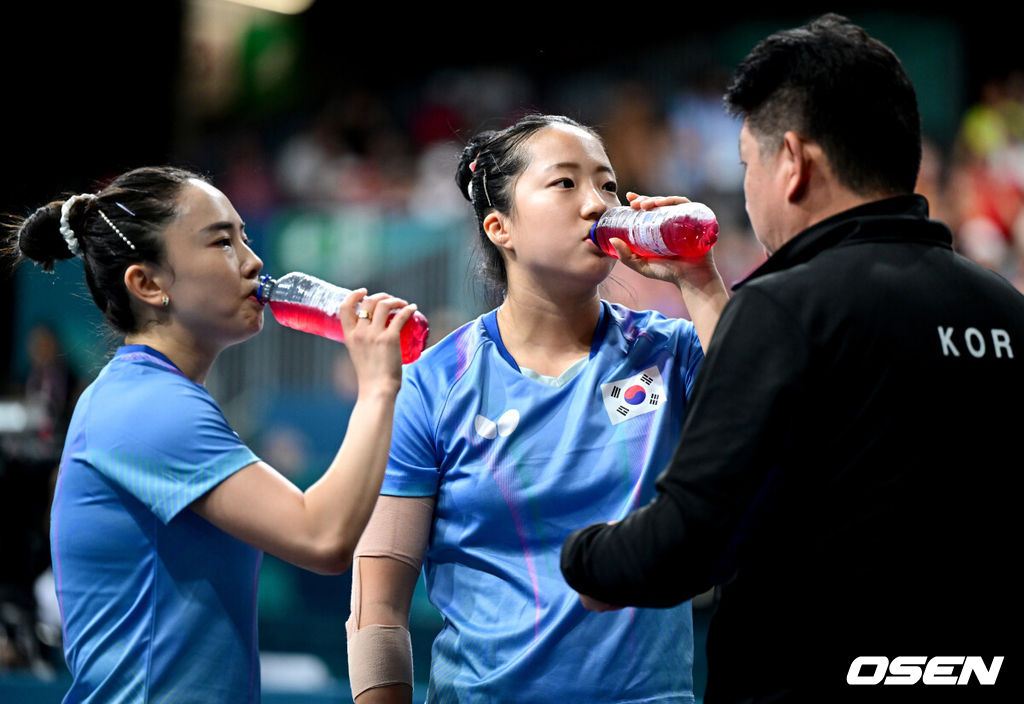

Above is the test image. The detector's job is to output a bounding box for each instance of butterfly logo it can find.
[474,409,520,439]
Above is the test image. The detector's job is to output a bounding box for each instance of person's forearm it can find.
[561,492,715,608]
[348,518,426,704]
[187,384,403,574]
[677,266,729,352]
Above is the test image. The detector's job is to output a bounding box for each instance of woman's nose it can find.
[582,185,609,219]
[242,244,263,277]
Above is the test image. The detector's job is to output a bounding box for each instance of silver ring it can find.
[357,309,372,321]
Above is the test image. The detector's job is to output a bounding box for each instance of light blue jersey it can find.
[385,302,703,703]
[51,345,262,703]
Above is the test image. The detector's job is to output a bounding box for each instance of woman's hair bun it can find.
[16,201,77,272]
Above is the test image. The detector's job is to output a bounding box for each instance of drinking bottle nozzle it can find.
[256,274,277,304]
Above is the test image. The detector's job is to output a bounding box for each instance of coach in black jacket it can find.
[561,14,1024,703]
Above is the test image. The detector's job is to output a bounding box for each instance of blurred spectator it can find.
[407,139,469,221]
[275,107,349,205]
[346,125,416,214]
[417,68,535,139]
[331,347,359,401]
[1,324,68,677]
[949,70,1024,288]
[220,129,283,221]
[957,71,1024,160]
[23,324,78,444]
[276,92,411,207]
[259,427,312,483]
[915,137,955,225]
[664,70,744,199]
[600,81,677,196]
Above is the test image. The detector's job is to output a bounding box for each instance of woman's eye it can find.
[554,178,575,188]
[603,181,618,193]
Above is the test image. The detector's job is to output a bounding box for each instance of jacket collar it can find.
[734,194,952,291]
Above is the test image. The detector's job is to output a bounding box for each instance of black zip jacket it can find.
[562,195,1024,702]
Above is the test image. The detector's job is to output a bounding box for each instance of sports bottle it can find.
[590,202,719,258]
[255,272,430,363]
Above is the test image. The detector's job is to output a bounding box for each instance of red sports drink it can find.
[590,202,719,259]
[255,272,430,364]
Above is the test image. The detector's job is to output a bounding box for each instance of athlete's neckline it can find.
[115,344,188,377]
[482,302,609,374]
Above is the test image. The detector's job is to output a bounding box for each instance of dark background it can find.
[3,2,1022,378]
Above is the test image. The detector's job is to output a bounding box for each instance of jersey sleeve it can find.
[83,369,259,524]
[381,368,442,497]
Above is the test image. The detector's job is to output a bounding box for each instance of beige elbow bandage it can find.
[346,495,434,699]
[351,494,434,571]
[347,624,413,698]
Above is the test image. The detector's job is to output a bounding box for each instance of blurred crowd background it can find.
[2,1,1023,701]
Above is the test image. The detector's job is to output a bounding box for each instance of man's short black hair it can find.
[724,13,922,196]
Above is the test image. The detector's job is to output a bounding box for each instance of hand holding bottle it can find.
[255,272,430,363]
[604,194,730,351]
[338,289,419,396]
[604,193,720,290]
[592,192,718,259]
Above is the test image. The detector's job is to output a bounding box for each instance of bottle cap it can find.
[255,274,277,303]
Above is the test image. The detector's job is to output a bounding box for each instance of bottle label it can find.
[634,213,673,256]
[276,274,349,313]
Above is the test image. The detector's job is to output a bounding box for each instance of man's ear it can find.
[124,263,169,309]
[781,130,813,203]
[483,211,513,251]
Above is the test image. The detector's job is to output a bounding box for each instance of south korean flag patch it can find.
[600,366,665,425]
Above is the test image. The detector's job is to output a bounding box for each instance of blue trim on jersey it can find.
[481,309,519,371]
[115,344,186,377]
[481,302,610,373]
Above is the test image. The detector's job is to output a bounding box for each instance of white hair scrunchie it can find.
[59,193,97,257]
